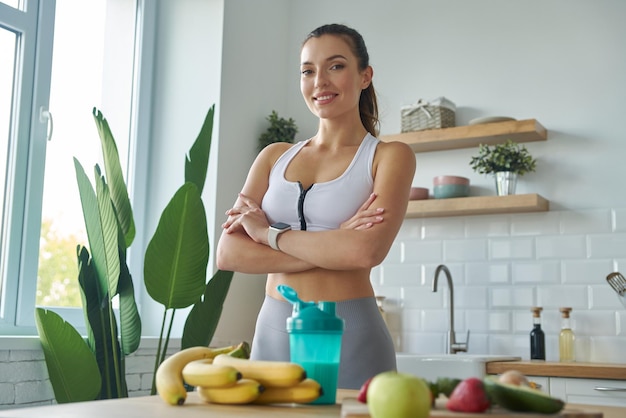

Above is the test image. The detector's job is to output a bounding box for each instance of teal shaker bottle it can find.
[277,285,344,404]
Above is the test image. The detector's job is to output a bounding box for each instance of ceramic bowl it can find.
[433,184,470,199]
[433,176,470,199]
[409,187,429,200]
[433,175,470,186]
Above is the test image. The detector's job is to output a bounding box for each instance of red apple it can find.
[357,377,373,403]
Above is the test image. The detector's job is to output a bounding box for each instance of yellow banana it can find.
[197,378,264,404]
[226,341,251,359]
[212,354,307,388]
[156,344,241,405]
[182,359,241,388]
[253,378,323,404]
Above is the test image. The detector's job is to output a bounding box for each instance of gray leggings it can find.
[250,295,397,389]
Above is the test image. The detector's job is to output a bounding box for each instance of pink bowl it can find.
[433,175,470,186]
[409,187,429,200]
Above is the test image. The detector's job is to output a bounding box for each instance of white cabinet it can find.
[528,376,626,407]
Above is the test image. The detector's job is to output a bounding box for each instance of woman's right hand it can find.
[340,193,385,230]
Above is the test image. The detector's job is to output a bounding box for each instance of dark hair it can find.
[304,24,380,137]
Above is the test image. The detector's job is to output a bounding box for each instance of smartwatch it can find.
[268,222,291,251]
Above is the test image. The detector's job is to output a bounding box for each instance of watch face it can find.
[272,222,291,230]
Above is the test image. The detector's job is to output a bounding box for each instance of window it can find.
[0,0,155,334]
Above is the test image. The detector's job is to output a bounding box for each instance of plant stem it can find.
[150,309,168,395]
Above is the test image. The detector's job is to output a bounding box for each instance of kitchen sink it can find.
[395,353,521,381]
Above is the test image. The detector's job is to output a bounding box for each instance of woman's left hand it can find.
[340,193,384,231]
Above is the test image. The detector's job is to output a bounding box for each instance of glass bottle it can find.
[559,307,575,362]
[375,296,388,327]
[530,307,545,360]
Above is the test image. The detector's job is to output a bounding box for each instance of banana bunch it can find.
[204,354,323,404]
[155,342,323,406]
[156,341,250,405]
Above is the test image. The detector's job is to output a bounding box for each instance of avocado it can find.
[436,377,461,398]
[483,376,564,414]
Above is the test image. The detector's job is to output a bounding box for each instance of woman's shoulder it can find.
[375,137,414,160]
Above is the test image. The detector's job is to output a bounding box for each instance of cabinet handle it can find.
[593,386,626,392]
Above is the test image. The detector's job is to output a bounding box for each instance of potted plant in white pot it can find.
[469,140,537,196]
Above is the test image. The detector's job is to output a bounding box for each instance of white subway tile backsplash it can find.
[401,285,444,309]
[511,212,560,236]
[403,239,443,263]
[466,216,510,237]
[490,335,528,358]
[589,285,625,310]
[617,311,626,336]
[573,310,617,336]
[400,332,445,354]
[489,311,511,332]
[587,233,626,258]
[379,263,420,286]
[490,287,534,308]
[445,239,488,261]
[614,208,626,232]
[395,218,423,240]
[560,209,612,234]
[537,286,588,309]
[465,262,509,284]
[536,235,586,259]
[456,286,488,309]
[374,207,626,361]
[465,310,490,332]
[512,261,560,284]
[383,241,403,263]
[562,259,613,284]
[589,337,624,363]
[423,217,465,240]
[489,238,534,260]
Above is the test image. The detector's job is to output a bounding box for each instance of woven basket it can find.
[401,99,456,133]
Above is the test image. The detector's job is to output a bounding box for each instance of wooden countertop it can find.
[2,389,625,418]
[0,390,354,418]
[486,361,626,380]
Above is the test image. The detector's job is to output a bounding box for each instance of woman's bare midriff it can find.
[265,268,375,302]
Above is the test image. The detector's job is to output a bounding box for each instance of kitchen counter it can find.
[1,389,625,418]
[486,361,626,380]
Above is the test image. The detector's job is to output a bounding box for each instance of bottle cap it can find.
[277,285,344,333]
[559,307,572,318]
[530,306,543,317]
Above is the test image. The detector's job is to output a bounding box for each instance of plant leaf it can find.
[144,182,208,309]
[184,105,215,194]
[74,159,110,300]
[34,308,102,403]
[118,249,141,355]
[181,270,233,349]
[94,165,121,298]
[92,107,136,247]
[77,245,126,399]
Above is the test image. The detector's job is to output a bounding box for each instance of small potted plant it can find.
[258,110,298,152]
[469,140,537,195]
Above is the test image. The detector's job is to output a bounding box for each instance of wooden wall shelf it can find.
[381,119,547,153]
[405,194,549,218]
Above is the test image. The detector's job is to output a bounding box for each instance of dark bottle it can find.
[530,307,545,360]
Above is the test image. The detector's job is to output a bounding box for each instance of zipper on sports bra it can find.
[297,182,313,231]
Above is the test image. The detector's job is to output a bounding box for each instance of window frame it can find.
[0,0,156,335]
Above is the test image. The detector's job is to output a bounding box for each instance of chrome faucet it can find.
[432,264,470,354]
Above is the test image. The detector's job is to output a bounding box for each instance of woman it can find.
[216,23,415,389]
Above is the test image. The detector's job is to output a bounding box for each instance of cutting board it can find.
[341,398,603,418]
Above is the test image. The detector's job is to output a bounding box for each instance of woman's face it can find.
[300,34,372,122]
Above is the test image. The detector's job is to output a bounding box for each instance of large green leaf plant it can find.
[35,105,233,403]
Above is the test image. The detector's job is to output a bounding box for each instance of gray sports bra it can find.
[261,133,379,231]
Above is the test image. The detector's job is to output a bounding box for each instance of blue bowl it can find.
[433,184,469,199]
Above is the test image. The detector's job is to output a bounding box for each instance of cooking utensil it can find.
[606,272,626,308]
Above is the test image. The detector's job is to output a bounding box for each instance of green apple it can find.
[367,371,431,418]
